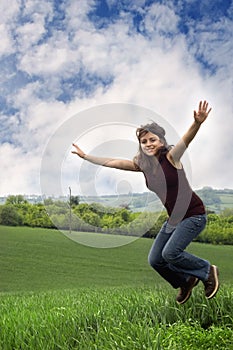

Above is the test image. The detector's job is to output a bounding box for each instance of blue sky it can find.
[0,0,232,196]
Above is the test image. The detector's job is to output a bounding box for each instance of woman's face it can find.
[140,131,164,156]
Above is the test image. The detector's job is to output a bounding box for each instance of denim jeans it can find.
[148,215,210,288]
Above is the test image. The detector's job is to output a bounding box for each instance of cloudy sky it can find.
[0,0,232,198]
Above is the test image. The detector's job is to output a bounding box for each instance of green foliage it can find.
[5,194,27,205]
[196,213,233,245]
[24,203,53,228]
[82,211,101,227]
[1,195,233,244]
[72,203,138,233]
[0,205,23,226]
[70,195,80,206]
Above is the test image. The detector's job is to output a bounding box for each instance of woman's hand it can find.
[169,100,212,163]
[71,143,86,158]
[194,100,212,124]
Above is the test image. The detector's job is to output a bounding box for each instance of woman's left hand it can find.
[194,100,212,124]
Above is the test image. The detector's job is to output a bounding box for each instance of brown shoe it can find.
[204,265,220,299]
[176,276,199,305]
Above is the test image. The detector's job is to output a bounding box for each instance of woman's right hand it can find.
[71,143,86,159]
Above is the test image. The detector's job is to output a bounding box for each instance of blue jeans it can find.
[148,215,210,288]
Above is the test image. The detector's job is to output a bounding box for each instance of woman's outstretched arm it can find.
[71,143,140,171]
[167,100,212,166]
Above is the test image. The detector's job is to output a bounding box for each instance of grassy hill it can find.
[80,188,233,213]
[0,225,232,293]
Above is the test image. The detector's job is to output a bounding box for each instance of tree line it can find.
[0,195,233,245]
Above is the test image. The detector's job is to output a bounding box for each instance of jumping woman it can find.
[72,101,219,304]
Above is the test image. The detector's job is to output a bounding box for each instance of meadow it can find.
[0,226,233,349]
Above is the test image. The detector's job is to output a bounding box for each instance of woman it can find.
[72,100,219,304]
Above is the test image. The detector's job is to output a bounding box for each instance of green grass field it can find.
[0,225,233,292]
[0,226,233,349]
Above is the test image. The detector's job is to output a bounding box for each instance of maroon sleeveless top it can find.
[142,153,205,224]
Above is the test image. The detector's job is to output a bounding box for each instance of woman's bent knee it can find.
[162,247,180,264]
[148,252,154,267]
[148,252,164,269]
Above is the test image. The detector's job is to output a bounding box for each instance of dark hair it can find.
[133,121,172,172]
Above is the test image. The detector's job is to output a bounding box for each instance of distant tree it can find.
[206,213,220,223]
[23,203,54,228]
[82,212,101,227]
[6,195,27,205]
[88,203,106,215]
[119,208,131,222]
[70,196,80,207]
[74,203,90,216]
[0,205,23,226]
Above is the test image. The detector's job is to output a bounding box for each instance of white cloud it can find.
[0,0,20,56]
[142,3,179,35]
[187,18,233,76]
[20,43,69,75]
[0,0,19,17]
[16,14,47,50]
[21,0,53,17]
[0,143,40,195]
[64,0,96,31]
[0,24,13,55]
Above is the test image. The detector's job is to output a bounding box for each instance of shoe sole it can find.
[177,277,199,305]
[206,265,220,299]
